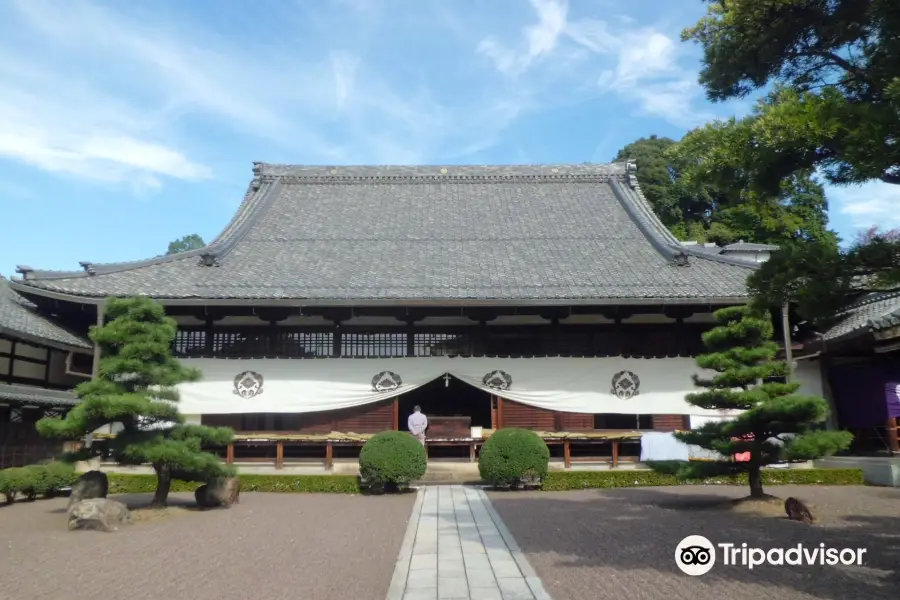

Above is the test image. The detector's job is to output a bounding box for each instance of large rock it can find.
[68,498,132,532]
[67,470,109,511]
[784,497,815,524]
[195,477,241,509]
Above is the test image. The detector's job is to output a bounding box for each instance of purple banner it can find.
[828,360,900,428]
[886,383,900,419]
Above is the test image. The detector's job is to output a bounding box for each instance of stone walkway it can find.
[387,485,551,600]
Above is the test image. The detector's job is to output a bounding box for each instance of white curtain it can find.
[176,357,739,418]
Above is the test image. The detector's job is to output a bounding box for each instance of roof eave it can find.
[8,282,750,307]
[0,325,92,353]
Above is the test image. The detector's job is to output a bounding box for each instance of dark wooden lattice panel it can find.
[652,414,689,431]
[558,411,594,431]
[272,332,333,357]
[413,333,476,357]
[499,399,556,430]
[212,331,269,356]
[340,333,407,358]
[172,329,206,356]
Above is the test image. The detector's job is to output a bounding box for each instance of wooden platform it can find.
[88,428,645,469]
[222,429,644,470]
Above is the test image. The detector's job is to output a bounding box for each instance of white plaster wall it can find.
[794,359,824,398]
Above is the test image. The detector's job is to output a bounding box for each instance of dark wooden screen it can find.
[558,412,594,430]
[201,400,395,434]
[651,414,689,431]
[497,398,556,430]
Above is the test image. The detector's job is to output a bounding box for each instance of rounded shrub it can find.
[478,428,550,489]
[359,431,427,491]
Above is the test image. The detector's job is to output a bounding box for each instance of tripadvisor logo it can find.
[675,535,867,576]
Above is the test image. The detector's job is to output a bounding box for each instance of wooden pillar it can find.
[91,302,106,378]
[393,398,399,430]
[563,439,571,469]
[496,397,504,429]
[226,443,235,465]
[611,441,619,468]
[887,418,899,454]
[275,441,284,469]
[325,440,334,469]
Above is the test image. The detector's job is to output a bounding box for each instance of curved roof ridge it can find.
[252,162,629,180]
[609,176,760,271]
[14,177,280,281]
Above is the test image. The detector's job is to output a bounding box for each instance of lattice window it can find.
[172,329,206,356]
[413,333,475,357]
[211,331,269,356]
[341,333,407,357]
[272,332,333,357]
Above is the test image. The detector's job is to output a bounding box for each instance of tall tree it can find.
[167,234,205,255]
[748,227,900,327]
[678,0,900,194]
[653,305,852,498]
[37,297,234,507]
[616,136,836,246]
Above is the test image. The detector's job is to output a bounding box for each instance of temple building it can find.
[7,162,827,468]
[0,279,92,467]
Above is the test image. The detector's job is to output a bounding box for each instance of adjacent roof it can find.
[0,383,79,407]
[12,163,758,305]
[0,278,91,350]
[723,241,779,252]
[823,289,900,341]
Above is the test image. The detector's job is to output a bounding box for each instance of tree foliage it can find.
[652,305,851,497]
[37,297,234,507]
[616,135,836,247]
[747,227,900,327]
[166,234,205,255]
[678,0,900,193]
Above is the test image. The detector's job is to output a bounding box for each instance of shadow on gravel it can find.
[490,486,900,600]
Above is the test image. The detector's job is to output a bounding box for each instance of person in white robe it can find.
[408,405,428,446]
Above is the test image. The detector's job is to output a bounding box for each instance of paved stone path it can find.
[387,485,551,600]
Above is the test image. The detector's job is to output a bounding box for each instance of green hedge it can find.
[359,430,427,488]
[541,468,866,491]
[479,428,550,488]
[106,473,362,495]
[0,462,78,503]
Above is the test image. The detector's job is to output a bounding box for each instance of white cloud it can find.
[476,0,711,126]
[0,0,533,188]
[833,181,900,229]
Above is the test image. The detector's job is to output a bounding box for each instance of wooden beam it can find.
[91,303,105,378]
[393,398,399,430]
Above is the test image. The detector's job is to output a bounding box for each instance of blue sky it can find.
[1,0,897,276]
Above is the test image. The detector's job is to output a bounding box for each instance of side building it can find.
[0,278,93,467]
[8,162,824,468]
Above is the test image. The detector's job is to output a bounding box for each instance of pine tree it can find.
[37,297,234,507]
[656,305,852,498]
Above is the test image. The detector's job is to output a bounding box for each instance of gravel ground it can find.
[0,491,416,600]
[489,485,900,600]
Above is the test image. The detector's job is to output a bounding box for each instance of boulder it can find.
[195,477,241,509]
[68,498,132,532]
[67,470,109,512]
[784,497,814,524]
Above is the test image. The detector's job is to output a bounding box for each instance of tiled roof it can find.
[0,383,79,407]
[823,289,900,340]
[12,163,758,304]
[0,278,91,349]
[723,242,779,252]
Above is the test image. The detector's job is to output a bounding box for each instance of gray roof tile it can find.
[823,289,900,340]
[0,278,91,349]
[723,242,779,252]
[0,383,79,407]
[13,163,757,303]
